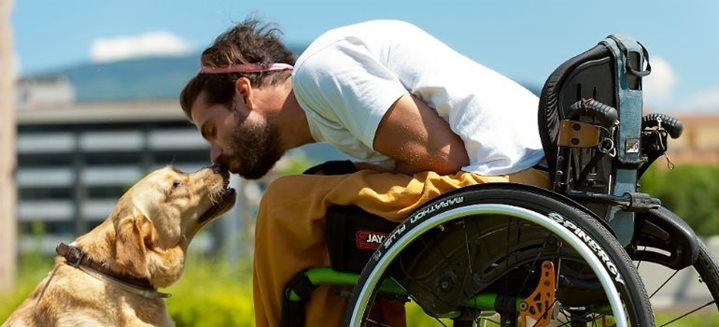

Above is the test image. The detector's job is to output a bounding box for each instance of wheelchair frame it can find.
[281,34,719,326]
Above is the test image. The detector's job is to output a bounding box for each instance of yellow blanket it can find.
[253,168,550,326]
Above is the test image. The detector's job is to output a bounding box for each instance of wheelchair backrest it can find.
[537,34,652,244]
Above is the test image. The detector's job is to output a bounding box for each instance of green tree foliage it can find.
[640,165,719,236]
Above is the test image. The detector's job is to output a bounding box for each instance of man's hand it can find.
[303,160,358,175]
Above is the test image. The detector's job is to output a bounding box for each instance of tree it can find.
[640,165,719,236]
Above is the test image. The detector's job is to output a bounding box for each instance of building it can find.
[14,75,329,259]
[666,113,719,166]
[16,99,223,253]
[16,75,75,110]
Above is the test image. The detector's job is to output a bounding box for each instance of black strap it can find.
[495,294,519,326]
[302,160,357,175]
[56,242,155,290]
[281,270,318,327]
[533,157,549,172]
[605,35,652,78]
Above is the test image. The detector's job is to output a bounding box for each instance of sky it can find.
[10,0,719,113]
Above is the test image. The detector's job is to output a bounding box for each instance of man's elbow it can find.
[394,149,468,175]
[433,151,469,175]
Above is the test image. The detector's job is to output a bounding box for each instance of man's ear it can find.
[234,77,253,110]
[114,214,156,278]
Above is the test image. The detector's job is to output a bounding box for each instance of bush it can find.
[640,165,719,236]
[0,226,55,323]
[165,255,254,326]
[0,255,53,322]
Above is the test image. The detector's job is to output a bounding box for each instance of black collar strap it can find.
[56,242,170,299]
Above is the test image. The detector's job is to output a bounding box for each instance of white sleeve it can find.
[293,40,408,150]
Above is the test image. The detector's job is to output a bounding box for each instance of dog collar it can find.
[56,242,171,299]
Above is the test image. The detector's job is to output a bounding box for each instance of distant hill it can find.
[29,44,308,102]
[60,55,199,102]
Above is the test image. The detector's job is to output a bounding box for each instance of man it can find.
[181,19,548,326]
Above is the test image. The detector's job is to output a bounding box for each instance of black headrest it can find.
[537,44,616,178]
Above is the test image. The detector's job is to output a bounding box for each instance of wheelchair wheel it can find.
[635,238,719,324]
[345,184,654,326]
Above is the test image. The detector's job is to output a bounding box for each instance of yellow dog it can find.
[4,165,236,327]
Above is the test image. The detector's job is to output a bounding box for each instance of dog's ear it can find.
[114,214,156,278]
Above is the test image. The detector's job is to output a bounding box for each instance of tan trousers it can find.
[253,168,550,327]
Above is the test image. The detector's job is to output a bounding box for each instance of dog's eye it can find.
[172,181,182,189]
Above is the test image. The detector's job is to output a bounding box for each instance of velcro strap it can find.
[285,270,317,301]
[281,270,318,327]
[557,120,602,148]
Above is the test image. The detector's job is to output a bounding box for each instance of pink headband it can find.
[198,63,294,74]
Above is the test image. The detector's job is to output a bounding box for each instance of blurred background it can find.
[1,1,718,325]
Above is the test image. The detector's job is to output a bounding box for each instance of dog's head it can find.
[125,164,236,248]
[76,165,236,288]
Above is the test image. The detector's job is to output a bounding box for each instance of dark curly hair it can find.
[179,19,296,120]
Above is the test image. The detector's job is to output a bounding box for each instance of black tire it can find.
[695,240,719,310]
[344,183,654,326]
[636,238,719,325]
[631,206,719,324]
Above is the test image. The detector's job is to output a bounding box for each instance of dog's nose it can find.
[210,163,229,180]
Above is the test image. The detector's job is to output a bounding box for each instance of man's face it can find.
[190,92,284,179]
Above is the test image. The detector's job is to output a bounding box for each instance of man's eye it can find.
[201,124,216,140]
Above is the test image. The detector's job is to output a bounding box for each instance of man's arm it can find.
[373,94,469,175]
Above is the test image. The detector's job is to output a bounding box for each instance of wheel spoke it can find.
[648,269,679,299]
[659,300,716,326]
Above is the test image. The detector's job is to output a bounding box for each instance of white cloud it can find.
[90,31,192,63]
[682,87,719,113]
[643,56,677,108]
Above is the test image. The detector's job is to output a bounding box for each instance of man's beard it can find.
[219,119,283,180]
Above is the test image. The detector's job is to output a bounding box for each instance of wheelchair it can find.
[282,35,719,326]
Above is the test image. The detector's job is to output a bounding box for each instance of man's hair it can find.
[179,19,296,120]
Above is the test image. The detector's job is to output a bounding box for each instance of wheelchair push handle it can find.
[569,98,619,128]
[642,113,683,139]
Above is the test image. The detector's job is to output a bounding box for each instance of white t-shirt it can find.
[293,20,543,176]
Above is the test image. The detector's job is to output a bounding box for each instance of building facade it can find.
[667,114,719,166]
[16,100,224,252]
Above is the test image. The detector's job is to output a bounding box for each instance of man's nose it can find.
[210,144,223,162]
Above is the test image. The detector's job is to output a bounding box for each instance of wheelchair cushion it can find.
[538,44,616,179]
